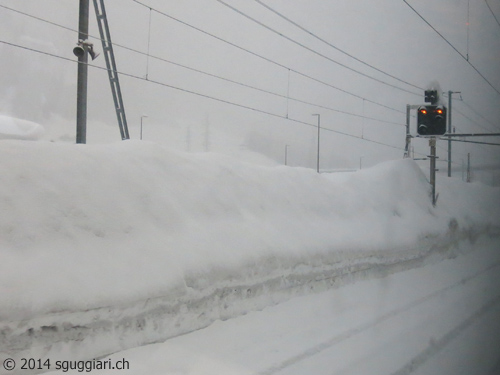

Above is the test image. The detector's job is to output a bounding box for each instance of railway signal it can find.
[424,90,438,104]
[417,105,447,136]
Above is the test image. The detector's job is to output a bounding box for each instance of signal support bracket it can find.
[404,104,428,158]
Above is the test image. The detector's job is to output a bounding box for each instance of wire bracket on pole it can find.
[93,0,130,140]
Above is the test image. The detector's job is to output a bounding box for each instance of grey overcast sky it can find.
[1,0,499,173]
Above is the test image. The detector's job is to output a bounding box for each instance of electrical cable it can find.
[214,0,422,96]
[0,4,76,34]
[4,5,497,168]
[484,0,500,30]
[0,2,407,119]
[441,91,500,132]
[130,0,413,111]
[253,0,424,92]
[456,100,500,132]
[403,0,500,97]
[3,7,496,166]
[0,38,408,152]
[453,107,499,133]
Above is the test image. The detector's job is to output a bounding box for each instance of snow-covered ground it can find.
[0,115,44,141]
[43,236,500,375]
[0,138,499,374]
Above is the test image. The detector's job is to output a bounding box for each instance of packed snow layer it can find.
[0,140,499,365]
[42,236,500,375]
[0,115,44,140]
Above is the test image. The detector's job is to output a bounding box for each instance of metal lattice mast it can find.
[93,0,130,140]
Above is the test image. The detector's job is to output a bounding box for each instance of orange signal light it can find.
[420,109,427,115]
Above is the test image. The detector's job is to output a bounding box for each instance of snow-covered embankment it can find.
[0,140,499,368]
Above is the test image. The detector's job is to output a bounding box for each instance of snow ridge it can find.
[0,140,499,370]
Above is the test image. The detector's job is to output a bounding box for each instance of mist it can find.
[1,0,499,175]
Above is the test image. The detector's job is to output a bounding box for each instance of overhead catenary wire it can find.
[441,91,500,131]
[0,2,407,119]
[403,0,500,97]
[129,0,412,113]
[2,4,494,163]
[0,3,77,34]
[453,106,500,133]
[456,100,500,132]
[252,0,424,92]
[0,38,410,153]
[484,0,500,30]
[214,0,422,96]
[130,0,498,126]
[131,0,419,97]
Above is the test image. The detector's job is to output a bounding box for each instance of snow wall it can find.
[0,140,499,371]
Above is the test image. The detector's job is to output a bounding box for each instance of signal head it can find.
[416,105,447,136]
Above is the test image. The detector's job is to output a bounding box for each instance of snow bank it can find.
[0,115,44,140]
[0,139,499,364]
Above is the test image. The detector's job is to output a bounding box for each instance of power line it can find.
[214,0,422,96]
[4,3,496,158]
[441,91,500,132]
[130,0,411,114]
[0,39,77,64]
[112,49,404,125]
[253,0,424,92]
[403,0,500,97]
[292,70,406,115]
[453,108,497,133]
[4,10,495,163]
[402,0,467,61]
[456,100,500,132]
[0,38,407,152]
[0,4,76,34]
[484,0,500,30]
[0,2,406,122]
[0,5,404,126]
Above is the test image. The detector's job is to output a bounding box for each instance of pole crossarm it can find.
[439,138,500,146]
[442,133,500,137]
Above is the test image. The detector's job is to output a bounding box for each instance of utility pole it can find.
[404,104,422,158]
[447,91,461,177]
[204,114,210,152]
[467,153,471,183]
[285,144,289,166]
[429,137,438,206]
[75,0,89,144]
[404,104,411,158]
[312,114,320,173]
[140,115,148,140]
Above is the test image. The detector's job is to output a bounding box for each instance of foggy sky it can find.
[1,0,499,172]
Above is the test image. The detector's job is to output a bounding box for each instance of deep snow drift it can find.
[0,115,44,141]
[0,139,499,367]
